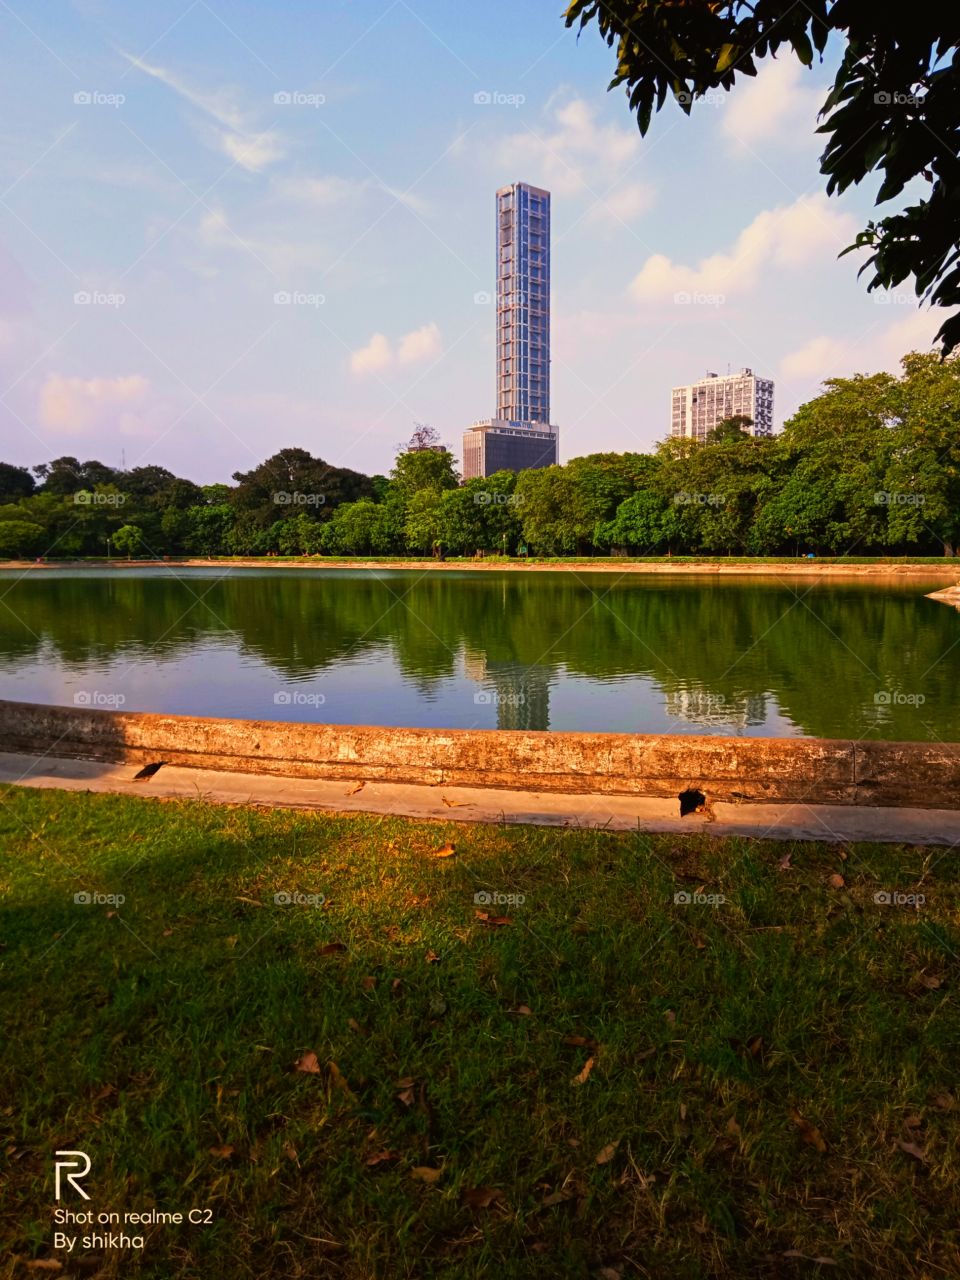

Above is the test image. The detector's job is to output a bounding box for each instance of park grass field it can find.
[2,786,959,1278]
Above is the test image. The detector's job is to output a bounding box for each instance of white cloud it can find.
[722,58,824,149]
[350,323,442,376]
[587,181,655,225]
[274,175,431,216]
[780,309,939,381]
[121,51,284,172]
[494,98,640,197]
[630,194,857,300]
[38,374,150,433]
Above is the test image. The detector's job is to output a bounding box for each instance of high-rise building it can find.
[670,369,774,442]
[462,182,558,479]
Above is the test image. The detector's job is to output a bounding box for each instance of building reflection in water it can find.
[664,687,767,732]
[464,649,551,730]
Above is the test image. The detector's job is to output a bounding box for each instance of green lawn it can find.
[2,787,958,1278]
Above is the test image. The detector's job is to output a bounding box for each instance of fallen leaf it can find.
[22,1263,62,1273]
[562,1034,599,1051]
[896,1138,926,1162]
[635,1047,657,1062]
[462,1186,503,1208]
[410,1165,443,1183]
[162,927,173,937]
[777,851,792,870]
[225,936,238,949]
[235,895,263,907]
[932,1090,955,1112]
[441,797,470,808]
[434,842,457,858]
[295,1050,321,1074]
[679,1103,688,1121]
[475,912,512,926]
[209,1144,234,1159]
[828,874,845,889]
[396,1076,416,1088]
[512,1005,533,1016]
[726,1116,741,1136]
[361,975,377,990]
[318,941,348,955]
[595,1140,620,1165]
[347,1018,365,1035]
[919,973,942,990]
[571,1056,595,1086]
[93,1083,116,1101]
[391,978,402,993]
[790,1109,827,1153]
[748,1035,764,1059]
[539,1188,575,1208]
[365,1150,399,1167]
[346,781,366,795]
[283,1142,298,1161]
[328,1060,356,1100]
[425,949,440,964]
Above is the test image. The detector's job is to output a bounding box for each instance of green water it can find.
[0,567,956,739]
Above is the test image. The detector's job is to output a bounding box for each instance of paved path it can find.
[3,751,959,845]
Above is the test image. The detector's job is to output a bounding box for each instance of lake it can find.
[0,567,957,740]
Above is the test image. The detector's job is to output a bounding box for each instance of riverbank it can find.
[2,555,959,579]
[4,787,958,1278]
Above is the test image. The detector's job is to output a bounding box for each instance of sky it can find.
[0,0,941,483]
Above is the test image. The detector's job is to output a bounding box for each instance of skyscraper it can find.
[670,369,774,442]
[462,182,558,480]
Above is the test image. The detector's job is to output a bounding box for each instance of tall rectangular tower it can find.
[496,182,550,425]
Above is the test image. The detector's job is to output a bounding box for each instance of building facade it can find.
[463,181,559,479]
[670,369,774,442]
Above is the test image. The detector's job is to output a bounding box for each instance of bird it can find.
[132,761,166,782]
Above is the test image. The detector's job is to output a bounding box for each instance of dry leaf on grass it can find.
[777,851,792,870]
[790,1109,827,1153]
[345,781,366,795]
[295,1050,321,1074]
[410,1165,443,1183]
[571,1056,594,1086]
[209,1144,234,1159]
[328,1060,356,1100]
[361,975,377,990]
[365,1150,399,1167]
[462,1186,503,1209]
[23,1262,63,1272]
[283,1143,298,1161]
[828,874,845,889]
[562,1034,599,1051]
[932,1091,955,1112]
[441,797,470,808]
[434,842,457,858]
[318,940,348,956]
[896,1138,926,1162]
[595,1140,620,1165]
[347,1018,365,1035]
[425,949,440,964]
[511,1005,533,1016]
[475,911,512,926]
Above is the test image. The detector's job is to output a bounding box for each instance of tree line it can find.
[1,352,957,560]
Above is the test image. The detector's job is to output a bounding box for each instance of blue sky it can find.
[0,0,939,482]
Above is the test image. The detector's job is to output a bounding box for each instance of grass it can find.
[2,786,959,1278]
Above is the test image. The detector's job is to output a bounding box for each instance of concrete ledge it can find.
[3,751,960,844]
[2,699,959,810]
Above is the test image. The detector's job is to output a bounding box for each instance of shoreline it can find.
[1,556,958,579]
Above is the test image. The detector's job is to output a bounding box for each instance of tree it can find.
[112,525,143,557]
[0,519,44,558]
[320,498,402,555]
[34,457,117,495]
[0,463,35,503]
[389,441,459,500]
[564,1,960,352]
[706,416,753,443]
[231,448,375,529]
